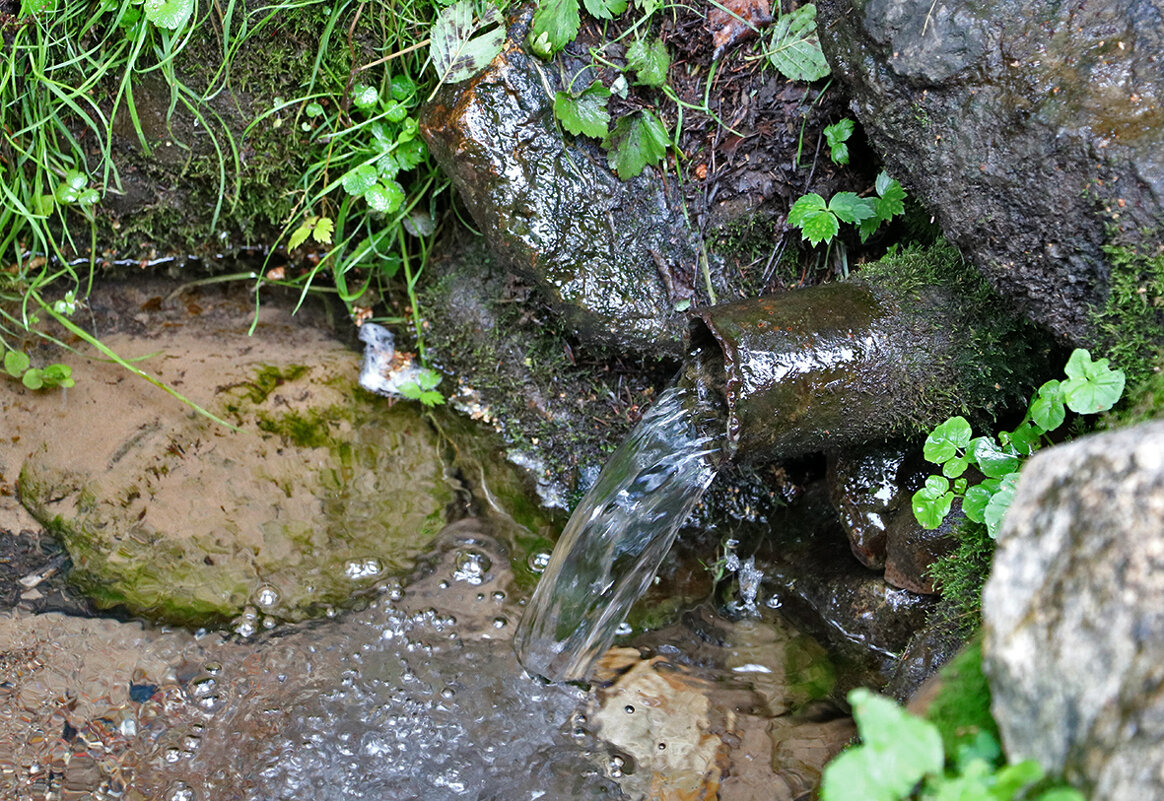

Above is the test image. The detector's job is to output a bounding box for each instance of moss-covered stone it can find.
[1092,240,1164,386]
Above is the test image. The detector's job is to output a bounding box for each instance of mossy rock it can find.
[19,355,456,626]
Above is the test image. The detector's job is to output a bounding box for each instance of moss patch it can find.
[1093,240,1164,386]
[923,637,999,756]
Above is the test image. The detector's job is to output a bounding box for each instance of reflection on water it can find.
[514,382,725,683]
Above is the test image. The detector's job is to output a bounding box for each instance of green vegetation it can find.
[763,3,829,81]
[912,348,1125,537]
[822,682,1084,801]
[788,171,907,247]
[1093,240,1164,386]
[824,118,855,165]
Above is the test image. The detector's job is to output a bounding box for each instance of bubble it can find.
[440,687,455,699]
[615,622,633,636]
[255,585,280,608]
[491,617,507,629]
[527,551,551,573]
[453,550,492,585]
[168,782,194,801]
[491,590,506,601]
[345,558,383,580]
[623,705,635,714]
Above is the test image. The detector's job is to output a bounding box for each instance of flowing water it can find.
[514,370,727,683]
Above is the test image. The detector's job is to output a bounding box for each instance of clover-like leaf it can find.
[824,118,854,165]
[923,416,972,464]
[5,350,30,378]
[603,110,669,180]
[1061,348,1125,414]
[969,436,1021,479]
[554,81,611,139]
[1029,379,1065,432]
[961,484,994,524]
[912,475,954,530]
[22,369,44,390]
[984,472,1020,538]
[766,4,830,82]
[430,0,506,84]
[341,163,379,197]
[351,83,379,109]
[365,181,405,213]
[143,0,194,30]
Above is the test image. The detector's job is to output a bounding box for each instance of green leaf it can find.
[1029,379,1065,432]
[912,475,954,530]
[788,194,836,246]
[20,0,57,13]
[984,473,1020,538]
[824,118,854,165]
[583,0,627,19]
[528,0,580,56]
[923,416,972,464]
[142,0,193,30]
[554,82,611,139]
[828,191,876,224]
[365,181,405,213]
[395,138,428,170]
[341,163,379,196]
[22,369,44,390]
[351,83,379,109]
[416,367,443,391]
[391,75,417,101]
[5,350,30,378]
[874,175,906,220]
[430,0,506,84]
[1061,348,1125,414]
[821,689,944,801]
[638,0,661,15]
[76,188,100,206]
[627,37,670,87]
[288,218,316,251]
[942,455,969,479]
[1034,788,1088,801]
[970,437,1021,479]
[399,380,446,407]
[1001,421,1042,455]
[382,100,408,123]
[305,101,325,117]
[603,110,669,180]
[312,216,334,244]
[40,364,73,388]
[991,760,1045,799]
[962,484,994,524]
[766,4,830,82]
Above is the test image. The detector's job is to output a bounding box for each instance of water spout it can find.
[514,376,725,682]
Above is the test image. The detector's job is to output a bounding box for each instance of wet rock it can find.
[827,444,908,569]
[420,36,699,353]
[9,281,460,626]
[816,0,1164,345]
[983,421,1164,800]
[883,506,958,595]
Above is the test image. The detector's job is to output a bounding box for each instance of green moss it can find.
[1103,364,1164,428]
[858,240,1051,433]
[923,637,999,756]
[258,408,334,448]
[926,519,995,637]
[1093,240,1164,386]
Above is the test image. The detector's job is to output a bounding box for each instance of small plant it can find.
[3,349,74,390]
[824,118,855,165]
[821,688,1085,801]
[787,171,907,247]
[763,4,830,82]
[912,349,1126,537]
[398,367,446,407]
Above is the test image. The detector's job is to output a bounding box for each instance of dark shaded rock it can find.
[420,37,699,354]
[883,503,958,595]
[816,0,1164,345]
[883,612,969,702]
[827,444,908,569]
[983,421,1164,800]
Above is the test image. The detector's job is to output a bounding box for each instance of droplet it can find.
[491,590,506,601]
[624,704,635,714]
[492,617,508,629]
[255,585,279,607]
[453,550,492,585]
[528,551,551,573]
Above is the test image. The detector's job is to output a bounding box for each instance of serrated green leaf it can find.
[528,0,580,56]
[76,188,100,206]
[797,209,840,246]
[382,100,408,123]
[923,416,972,464]
[638,0,661,15]
[5,350,29,377]
[875,176,906,220]
[626,37,670,87]
[288,218,315,250]
[603,110,669,180]
[821,689,944,801]
[828,191,876,224]
[430,0,506,84]
[1061,348,1125,414]
[341,163,379,196]
[416,367,443,391]
[583,0,627,19]
[787,193,827,223]
[143,0,193,30]
[824,119,853,164]
[312,216,334,244]
[554,82,611,138]
[766,4,830,82]
[365,181,405,213]
[395,138,428,170]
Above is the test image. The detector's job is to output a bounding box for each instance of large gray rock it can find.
[983,421,1164,799]
[816,0,1164,345]
[420,36,699,354]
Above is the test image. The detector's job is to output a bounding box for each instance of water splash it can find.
[514,379,725,682]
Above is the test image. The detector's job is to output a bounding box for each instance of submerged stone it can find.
[816,0,1164,345]
[420,36,699,353]
[11,282,457,626]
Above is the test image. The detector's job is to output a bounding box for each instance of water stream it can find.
[515,360,728,682]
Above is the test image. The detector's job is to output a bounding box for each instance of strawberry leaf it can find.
[554,81,611,139]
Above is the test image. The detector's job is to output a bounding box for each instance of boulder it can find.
[420,35,699,354]
[816,0,1164,345]
[983,421,1164,799]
